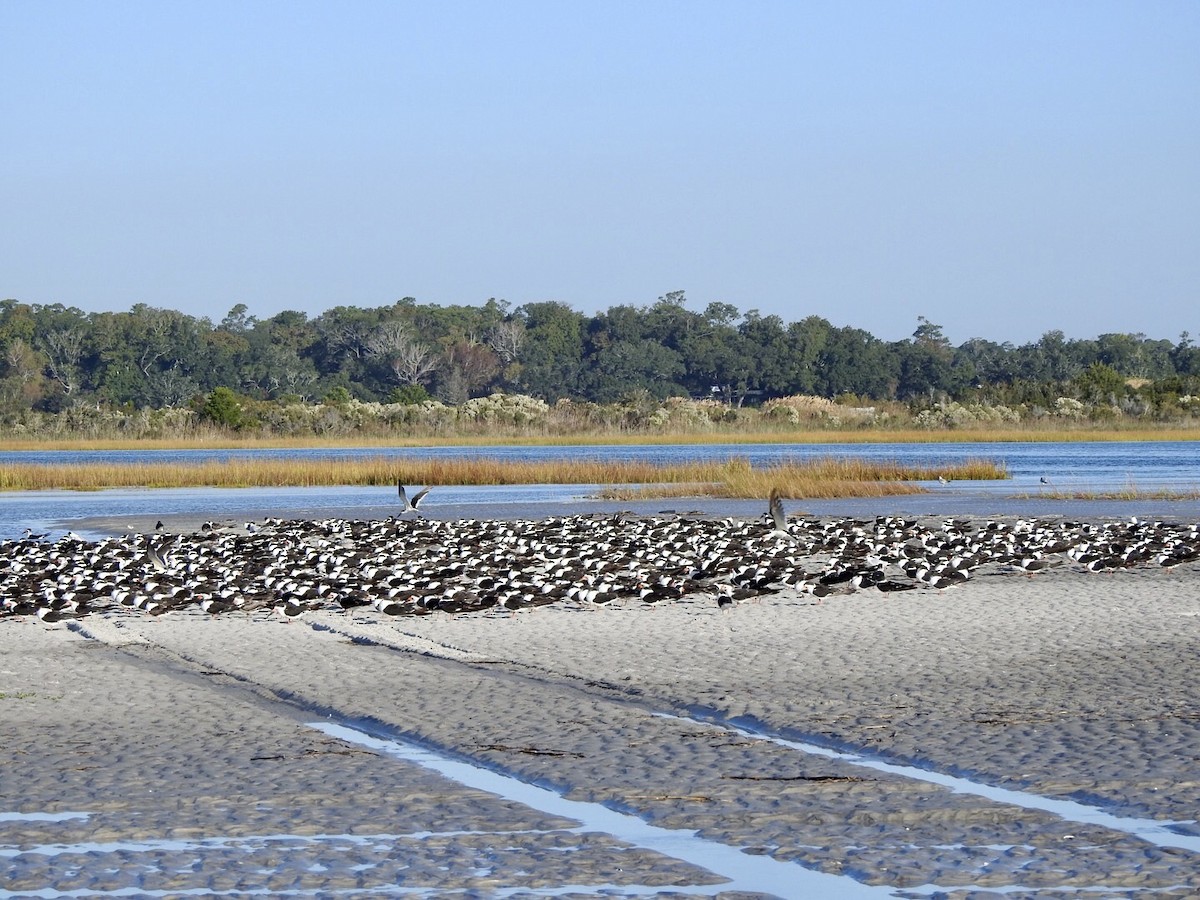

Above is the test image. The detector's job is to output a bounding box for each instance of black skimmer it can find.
[398,482,432,515]
[4,510,1200,624]
[714,586,734,609]
[767,488,792,541]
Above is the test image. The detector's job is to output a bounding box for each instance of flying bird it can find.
[398,482,432,515]
[145,545,169,572]
[768,488,790,539]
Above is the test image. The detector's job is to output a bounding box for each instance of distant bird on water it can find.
[398,482,432,515]
[1040,476,1052,485]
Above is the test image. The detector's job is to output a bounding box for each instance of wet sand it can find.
[4,548,1200,898]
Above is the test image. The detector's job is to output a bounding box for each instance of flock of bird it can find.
[2,484,1198,624]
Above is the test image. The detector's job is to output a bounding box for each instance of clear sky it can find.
[3,1,1197,346]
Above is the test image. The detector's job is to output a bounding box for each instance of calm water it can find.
[1,441,1198,541]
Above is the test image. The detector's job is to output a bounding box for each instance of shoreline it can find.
[4,566,1199,896]
[3,511,1200,895]
[72,492,1200,542]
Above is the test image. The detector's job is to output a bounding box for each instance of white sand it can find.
[3,549,1200,896]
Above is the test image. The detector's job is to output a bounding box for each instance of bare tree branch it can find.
[39,329,84,395]
[488,320,525,363]
[391,341,439,386]
[366,320,414,358]
[322,320,375,360]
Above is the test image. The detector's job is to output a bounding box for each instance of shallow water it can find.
[2,439,1198,487]
[312,720,896,899]
[2,441,1199,541]
[658,711,1200,855]
[0,813,90,824]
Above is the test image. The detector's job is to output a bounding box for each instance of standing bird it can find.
[398,482,432,515]
[715,585,735,610]
[274,594,309,621]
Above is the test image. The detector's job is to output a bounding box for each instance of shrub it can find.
[1054,397,1085,419]
[323,386,352,407]
[201,387,247,430]
[389,384,431,406]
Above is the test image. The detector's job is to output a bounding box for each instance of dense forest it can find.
[1,292,1198,434]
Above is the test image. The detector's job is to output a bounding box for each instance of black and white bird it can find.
[8,505,1200,625]
[145,545,169,572]
[398,482,432,515]
[715,584,736,609]
[767,488,791,541]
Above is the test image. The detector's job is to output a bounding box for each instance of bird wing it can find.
[146,547,168,572]
[768,488,787,532]
[398,482,410,508]
[410,486,432,508]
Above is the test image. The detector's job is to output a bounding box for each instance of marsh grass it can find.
[0,425,1196,453]
[1018,482,1200,501]
[602,457,1007,500]
[0,455,1007,495]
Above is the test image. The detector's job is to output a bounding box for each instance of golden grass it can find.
[601,457,1007,500]
[0,425,1197,453]
[0,455,1007,495]
[1018,484,1200,501]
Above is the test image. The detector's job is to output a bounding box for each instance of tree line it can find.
[1,292,1198,420]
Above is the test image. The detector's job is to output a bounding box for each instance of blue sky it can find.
[3,1,1197,345]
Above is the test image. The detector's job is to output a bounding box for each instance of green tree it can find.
[783,316,833,396]
[220,303,257,334]
[953,338,1018,389]
[242,311,320,398]
[582,303,687,401]
[201,386,247,429]
[738,311,791,398]
[895,317,955,401]
[514,301,586,400]
[678,311,750,402]
[816,327,897,398]
[1071,363,1127,404]
[1171,332,1200,376]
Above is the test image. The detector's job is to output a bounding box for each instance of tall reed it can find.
[603,457,1007,500]
[0,455,1007,496]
